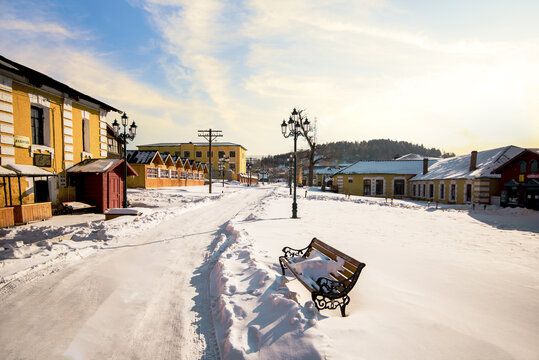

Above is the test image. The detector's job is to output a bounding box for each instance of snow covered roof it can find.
[126,150,161,164]
[66,159,138,176]
[411,146,524,181]
[395,154,440,160]
[5,164,54,176]
[139,142,247,150]
[316,167,345,176]
[337,160,437,175]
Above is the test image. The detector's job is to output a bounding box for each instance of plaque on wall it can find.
[14,135,30,148]
[34,153,52,167]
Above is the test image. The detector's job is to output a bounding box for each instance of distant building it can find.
[137,142,247,181]
[409,146,524,205]
[333,160,437,197]
[492,149,539,209]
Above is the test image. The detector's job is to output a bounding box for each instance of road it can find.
[0,187,270,360]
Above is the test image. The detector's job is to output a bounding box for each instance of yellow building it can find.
[0,55,120,213]
[137,142,247,181]
[409,146,524,205]
[332,160,437,198]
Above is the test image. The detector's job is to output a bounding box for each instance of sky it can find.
[1,0,538,157]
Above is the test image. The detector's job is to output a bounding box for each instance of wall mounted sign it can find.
[14,135,30,148]
[34,153,52,167]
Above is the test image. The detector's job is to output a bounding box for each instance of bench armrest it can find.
[281,245,310,259]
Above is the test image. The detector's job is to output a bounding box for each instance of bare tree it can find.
[297,110,322,186]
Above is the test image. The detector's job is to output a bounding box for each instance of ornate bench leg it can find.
[312,293,351,317]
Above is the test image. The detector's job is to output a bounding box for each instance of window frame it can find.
[31,106,44,145]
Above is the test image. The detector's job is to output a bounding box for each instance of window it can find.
[429,184,434,199]
[195,151,202,158]
[107,137,119,154]
[466,183,472,202]
[531,159,538,173]
[175,151,182,157]
[422,184,426,198]
[159,169,169,178]
[363,180,371,195]
[229,163,236,171]
[393,179,405,196]
[171,170,178,179]
[348,177,353,183]
[146,167,158,178]
[375,180,384,195]
[520,160,527,174]
[31,106,44,145]
[450,184,456,201]
[180,171,187,179]
[412,184,416,196]
[218,151,225,159]
[187,172,193,179]
[439,183,445,200]
[229,151,236,158]
[82,118,90,152]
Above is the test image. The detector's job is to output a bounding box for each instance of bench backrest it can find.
[306,238,363,287]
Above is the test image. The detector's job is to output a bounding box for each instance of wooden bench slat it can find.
[311,243,337,261]
[338,267,354,279]
[343,261,358,274]
[312,239,360,266]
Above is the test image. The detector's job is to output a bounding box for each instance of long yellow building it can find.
[137,142,247,181]
[0,55,120,214]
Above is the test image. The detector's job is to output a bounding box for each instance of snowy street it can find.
[1,184,539,360]
[0,185,271,359]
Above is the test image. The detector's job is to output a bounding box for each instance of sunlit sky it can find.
[1,0,538,156]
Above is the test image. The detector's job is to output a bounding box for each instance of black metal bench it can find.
[279,238,366,317]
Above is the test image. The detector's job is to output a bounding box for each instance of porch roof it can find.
[5,164,54,176]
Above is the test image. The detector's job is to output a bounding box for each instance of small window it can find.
[229,151,236,158]
[520,160,527,174]
[146,167,158,178]
[195,151,202,158]
[31,106,44,145]
[218,151,225,158]
[429,184,434,199]
[422,184,426,198]
[466,183,472,202]
[229,163,236,171]
[412,184,416,196]
[439,183,445,200]
[348,177,353,183]
[171,170,178,179]
[450,184,456,201]
[183,151,190,158]
[394,179,405,196]
[531,159,538,173]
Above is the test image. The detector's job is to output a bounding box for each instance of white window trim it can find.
[392,176,407,196]
[30,144,55,159]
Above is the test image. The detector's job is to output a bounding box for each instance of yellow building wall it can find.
[408,178,498,205]
[1,80,110,210]
[335,174,415,197]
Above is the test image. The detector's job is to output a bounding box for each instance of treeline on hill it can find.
[261,139,455,167]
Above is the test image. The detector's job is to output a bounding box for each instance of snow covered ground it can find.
[1,183,538,359]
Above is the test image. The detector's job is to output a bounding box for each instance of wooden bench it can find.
[279,238,366,317]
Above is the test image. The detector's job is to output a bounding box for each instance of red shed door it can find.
[109,174,121,209]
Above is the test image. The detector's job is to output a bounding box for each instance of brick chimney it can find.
[469,151,478,171]
[423,158,429,175]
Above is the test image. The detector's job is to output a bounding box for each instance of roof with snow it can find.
[126,150,161,164]
[337,160,438,175]
[395,153,440,161]
[411,146,524,181]
[67,159,137,176]
[5,164,54,176]
[316,166,347,176]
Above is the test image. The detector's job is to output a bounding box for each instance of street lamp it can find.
[218,156,229,187]
[280,108,310,218]
[112,113,137,208]
[246,159,252,186]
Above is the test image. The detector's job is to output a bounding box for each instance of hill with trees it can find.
[260,139,454,168]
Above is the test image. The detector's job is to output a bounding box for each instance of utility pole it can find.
[198,129,222,194]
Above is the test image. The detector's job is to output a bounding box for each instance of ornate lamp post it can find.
[218,156,229,187]
[287,154,293,195]
[246,159,252,186]
[280,108,310,218]
[112,113,137,208]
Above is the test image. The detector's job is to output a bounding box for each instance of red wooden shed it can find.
[67,159,138,213]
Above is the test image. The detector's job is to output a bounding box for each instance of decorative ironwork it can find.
[312,293,351,317]
[281,245,309,259]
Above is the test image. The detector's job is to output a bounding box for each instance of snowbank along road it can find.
[0,186,273,359]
